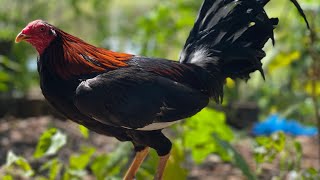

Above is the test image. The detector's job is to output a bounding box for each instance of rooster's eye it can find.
[40,27,45,31]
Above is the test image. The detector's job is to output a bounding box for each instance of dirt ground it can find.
[0,116,319,179]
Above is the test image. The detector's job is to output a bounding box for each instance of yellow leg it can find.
[123,147,150,180]
[154,153,170,180]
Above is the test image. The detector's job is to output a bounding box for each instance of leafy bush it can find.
[254,131,320,179]
[0,108,239,180]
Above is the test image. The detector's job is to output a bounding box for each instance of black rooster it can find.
[15,0,309,179]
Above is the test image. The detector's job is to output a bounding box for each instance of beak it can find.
[15,32,30,43]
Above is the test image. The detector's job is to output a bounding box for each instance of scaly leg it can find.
[123,147,150,180]
[154,153,170,180]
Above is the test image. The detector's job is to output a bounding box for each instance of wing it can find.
[74,64,209,130]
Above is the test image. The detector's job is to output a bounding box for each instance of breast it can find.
[38,66,84,122]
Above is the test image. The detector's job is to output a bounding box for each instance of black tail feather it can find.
[258,0,309,29]
[290,0,310,29]
[180,0,309,82]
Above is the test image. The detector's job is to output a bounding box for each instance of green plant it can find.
[253,131,320,179]
[3,151,34,179]
[181,108,234,163]
[0,108,240,180]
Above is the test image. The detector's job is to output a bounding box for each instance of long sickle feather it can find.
[258,0,309,29]
[290,0,310,29]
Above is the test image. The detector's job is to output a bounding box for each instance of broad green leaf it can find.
[91,142,131,179]
[15,159,34,177]
[70,146,95,170]
[2,175,14,180]
[183,108,234,163]
[66,169,87,178]
[213,134,257,180]
[46,130,67,155]
[40,158,62,180]
[5,151,34,178]
[91,154,110,180]
[6,151,19,167]
[226,78,235,88]
[78,125,89,139]
[34,128,67,159]
[48,161,62,180]
[62,170,70,180]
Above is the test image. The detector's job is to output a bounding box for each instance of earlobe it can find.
[49,29,56,36]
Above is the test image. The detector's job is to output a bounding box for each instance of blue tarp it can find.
[252,114,318,136]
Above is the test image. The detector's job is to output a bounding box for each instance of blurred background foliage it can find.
[0,0,318,120]
[0,0,319,179]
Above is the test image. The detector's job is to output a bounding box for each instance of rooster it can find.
[15,0,309,179]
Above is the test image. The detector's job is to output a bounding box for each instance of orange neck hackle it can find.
[43,28,133,79]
